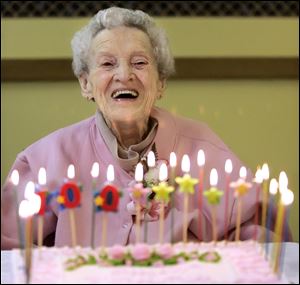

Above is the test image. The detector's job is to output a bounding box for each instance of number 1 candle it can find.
[169,152,177,243]
[260,163,270,244]
[224,159,232,242]
[90,162,99,248]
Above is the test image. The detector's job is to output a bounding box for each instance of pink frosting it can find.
[156,243,174,259]
[130,243,152,261]
[107,245,127,260]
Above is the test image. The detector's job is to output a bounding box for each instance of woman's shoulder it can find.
[23,116,96,154]
[153,107,225,146]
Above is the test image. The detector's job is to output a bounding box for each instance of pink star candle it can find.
[197,149,205,241]
[224,159,232,242]
[169,152,177,243]
[10,169,23,249]
[90,162,99,248]
[252,167,263,241]
[19,181,41,284]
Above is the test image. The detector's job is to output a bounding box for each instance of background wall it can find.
[1,4,299,241]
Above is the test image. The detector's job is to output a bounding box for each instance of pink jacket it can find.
[1,107,266,249]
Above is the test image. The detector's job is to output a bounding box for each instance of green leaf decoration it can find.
[198,251,221,263]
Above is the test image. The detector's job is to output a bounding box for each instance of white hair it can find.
[71,7,175,80]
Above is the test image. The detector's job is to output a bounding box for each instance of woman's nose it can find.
[113,62,134,82]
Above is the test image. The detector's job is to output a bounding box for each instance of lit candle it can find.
[169,152,177,243]
[152,163,174,244]
[203,168,223,244]
[252,167,263,241]
[19,181,41,284]
[175,155,198,244]
[133,163,144,244]
[143,151,156,243]
[260,163,270,244]
[224,159,232,242]
[230,166,252,242]
[90,162,99,248]
[265,178,278,257]
[197,149,205,241]
[57,164,81,247]
[273,188,293,274]
[35,167,48,250]
[10,170,24,249]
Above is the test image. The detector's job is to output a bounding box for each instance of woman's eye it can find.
[133,61,147,68]
[102,62,113,67]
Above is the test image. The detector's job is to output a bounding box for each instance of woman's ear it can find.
[78,73,93,100]
[157,79,166,99]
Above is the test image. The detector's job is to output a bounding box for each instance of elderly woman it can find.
[1,7,272,249]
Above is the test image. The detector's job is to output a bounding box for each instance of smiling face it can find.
[79,26,165,127]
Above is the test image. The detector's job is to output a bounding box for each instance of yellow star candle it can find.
[224,159,232,242]
[260,163,270,244]
[175,155,198,244]
[197,149,205,241]
[153,163,174,244]
[90,162,99,248]
[230,166,252,242]
[169,152,177,243]
[203,168,223,244]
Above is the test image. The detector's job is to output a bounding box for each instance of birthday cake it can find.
[11,241,286,284]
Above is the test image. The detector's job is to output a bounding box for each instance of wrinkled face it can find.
[80,26,164,125]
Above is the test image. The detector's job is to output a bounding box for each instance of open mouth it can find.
[111,90,139,101]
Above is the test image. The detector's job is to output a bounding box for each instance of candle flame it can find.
[254,167,263,183]
[11,170,19,186]
[181,154,190,173]
[67,164,75,179]
[24,181,35,200]
[91,162,99,178]
[107,164,114,182]
[147,151,155,168]
[225,159,233,174]
[159,163,168,182]
[281,189,294,205]
[38,167,47,185]
[135,163,144,182]
[170,152,177,168]
[19,200,33,218]
[261,163,270,180]
[239,166,247,179]
[269,178,278,195]
[197,149,205,167]
[210,168,218,186]
[279,171,288,194]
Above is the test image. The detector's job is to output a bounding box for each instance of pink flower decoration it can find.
[156,243,174,259]
[107,245,127,260]
[131,243,152,261]
[127,182,150,206]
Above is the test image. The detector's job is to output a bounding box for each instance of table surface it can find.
[1,242,299,284]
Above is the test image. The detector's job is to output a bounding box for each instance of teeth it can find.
[112,90,138,99]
